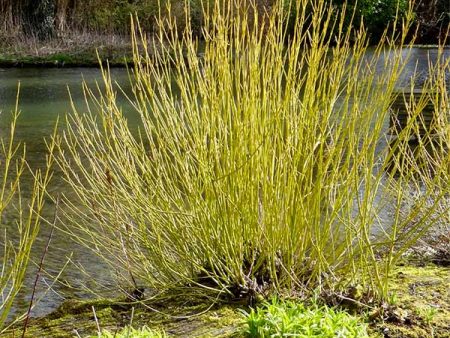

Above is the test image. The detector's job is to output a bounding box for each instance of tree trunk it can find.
[22,0,56,40]
[0,0,23,31]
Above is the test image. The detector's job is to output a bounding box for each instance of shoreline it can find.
[0,59,132,68]
[0,32,134,69]
[0,51,133,68]
[3,263,448,338]
[1,44,448,69]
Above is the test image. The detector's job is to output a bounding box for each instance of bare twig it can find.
[21,196,59,338]
[92,306,101,335]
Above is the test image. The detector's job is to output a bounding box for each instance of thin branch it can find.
[21,196,59,338]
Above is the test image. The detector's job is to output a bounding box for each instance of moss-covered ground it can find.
[1,264,448,337]
[369,264,449,338]
[2,294,243,337]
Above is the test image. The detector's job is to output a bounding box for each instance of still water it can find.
[0,67,135,318]
[0,47,449,317]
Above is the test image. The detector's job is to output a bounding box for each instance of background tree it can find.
[0,0,22,32]
[0,0,448,44]
[22,0,56,40]
[414,0,450,43]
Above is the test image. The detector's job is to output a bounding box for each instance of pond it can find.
[0,46,449,318]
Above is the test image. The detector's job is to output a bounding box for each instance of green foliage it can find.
[242,298,369,337]
[357,0,409,40]
[94,326,166,338]
[311,0,410,42]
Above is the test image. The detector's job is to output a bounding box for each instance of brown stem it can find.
[22,196,59,338]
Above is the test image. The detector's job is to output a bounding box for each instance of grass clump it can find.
[55,0,449,304]
[94,326,166,338]
[242,298,369,337]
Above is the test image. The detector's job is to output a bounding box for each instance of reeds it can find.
[56,0,449,301]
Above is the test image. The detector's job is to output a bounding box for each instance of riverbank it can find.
[1,32,448,69]
[0,33,134,68]
[2,263,448,337]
